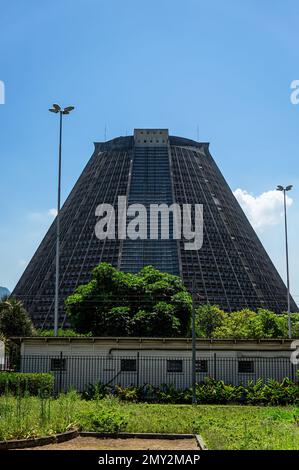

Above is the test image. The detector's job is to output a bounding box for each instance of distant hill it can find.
[0,287,10,299]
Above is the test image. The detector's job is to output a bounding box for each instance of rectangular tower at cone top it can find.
[12,129,297,328]
[134,129,169,146]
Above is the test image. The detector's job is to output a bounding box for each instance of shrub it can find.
[82,381,109,400]
[0,372,54,396]
[194,378,242,404]
[82,377,299,405]
[112,385,140,402]
[261,378,299,405]
[78,407,127,432]
[36,329,92,337]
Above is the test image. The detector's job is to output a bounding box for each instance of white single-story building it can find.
[0,340,5,369]
[10,337,299,392]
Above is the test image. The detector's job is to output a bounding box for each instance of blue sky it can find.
[0,0,298,305]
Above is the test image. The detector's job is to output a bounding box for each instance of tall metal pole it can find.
[54,111,63,337]
[191,279,197,404]
[283,189,292,339]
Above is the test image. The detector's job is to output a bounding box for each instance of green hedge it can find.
[0,372,54,396]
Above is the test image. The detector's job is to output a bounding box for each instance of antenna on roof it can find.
[104,123,107,141]
[196,124,199,142]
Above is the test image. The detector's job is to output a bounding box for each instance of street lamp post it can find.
[49,104,74,336]
[276,184,293,339]
[191,279,197,404]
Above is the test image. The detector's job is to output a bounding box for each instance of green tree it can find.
[212,309,263,339]
[65,263,191,337]
[290,313,299,338]
[257,309,287,338]
[132,302,180,337]
[195,304,225,337]
[171,291,192,335]
[103,307,132,336]
[0,297,35,337]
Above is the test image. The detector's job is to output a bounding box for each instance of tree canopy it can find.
[196,305,299,339]
[65,263,299,338]
[65,263,192,336]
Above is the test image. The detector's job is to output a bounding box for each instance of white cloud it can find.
[233,188,293,232]
[27,208,57,222]
[48,208,58,217]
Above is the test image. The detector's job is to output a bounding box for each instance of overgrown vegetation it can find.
[65,263,191,336]
[0,392,298,449]
[195,305,299,339]
[82,377,299,406]
[0,297,35,337]
[35,329,92,337]
[0,372,54,396]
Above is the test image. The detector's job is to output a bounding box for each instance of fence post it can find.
[214,353,217,380]
[136,352,140,387]
[59,351,63,394]
[292,360,297,383]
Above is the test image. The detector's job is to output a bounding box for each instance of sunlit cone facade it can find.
[13,129,297,328]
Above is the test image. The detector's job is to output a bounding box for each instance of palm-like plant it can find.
[0,297,35,337]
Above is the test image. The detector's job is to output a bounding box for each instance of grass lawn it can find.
[0,393,298,450]
[125,403,299,450]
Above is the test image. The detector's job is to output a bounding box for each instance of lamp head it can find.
[63,106,75,113]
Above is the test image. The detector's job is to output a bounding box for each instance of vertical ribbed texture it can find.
[120,145,179,274]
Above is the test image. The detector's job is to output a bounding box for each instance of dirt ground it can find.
[24,436,199,450]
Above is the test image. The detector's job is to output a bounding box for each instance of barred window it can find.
[238,360,254,373]
[50,358,67,371]
[167,360,183,373]
[196,359,208,373]
[121,359,136,372]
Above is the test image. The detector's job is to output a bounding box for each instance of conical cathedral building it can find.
[13,129,297,328]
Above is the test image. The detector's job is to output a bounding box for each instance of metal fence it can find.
[16,354,299,394]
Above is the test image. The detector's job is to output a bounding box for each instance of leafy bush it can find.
[36,329,92,337]
[0,372,54,396]
[200,307,299,339]
[82,377,299,405]
[78,406,127,432]
[112,385,140,402]
[82,381,109,400]
[195,378,243,404]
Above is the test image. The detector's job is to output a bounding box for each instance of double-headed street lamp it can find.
[49,104,74,336]
[276,184,293,339]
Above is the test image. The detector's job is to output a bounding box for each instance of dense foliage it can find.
[195,305,299,339]
[35,329,92,337]
[0,297,35,337]
[0,372,54,396]
[82,377,299,406]
[64,263,299,338]
[65,263,192,336]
